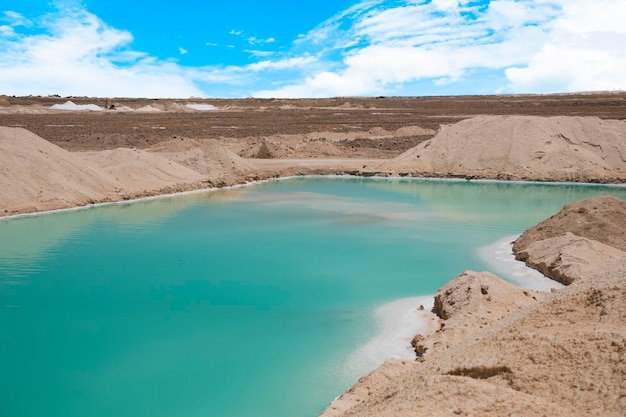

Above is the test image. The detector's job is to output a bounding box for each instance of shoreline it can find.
[343,232,563,386]
[3,174,625,221]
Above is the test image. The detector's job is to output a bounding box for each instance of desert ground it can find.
[1,93,625,416]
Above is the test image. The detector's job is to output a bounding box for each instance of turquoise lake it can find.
[1,177,625,417]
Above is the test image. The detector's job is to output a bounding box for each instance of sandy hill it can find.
[386,116,626,182]
[79,148,205,194]
[514,195,626,252]
[322,195,626,417]
[0,128,256,216]
[512,196,626,284]
[149,138,255,186]
[0,127,121,214]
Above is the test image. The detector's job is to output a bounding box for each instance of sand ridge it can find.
[2,114,626,216]
[385,115,626,182]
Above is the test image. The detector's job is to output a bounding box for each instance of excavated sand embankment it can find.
[383,115,626,182]
[2,115,625,216]
[320,195,626,417]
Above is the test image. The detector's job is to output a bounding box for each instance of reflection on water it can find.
[0,188,247,280]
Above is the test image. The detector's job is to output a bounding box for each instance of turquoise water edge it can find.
[1,177,625,417]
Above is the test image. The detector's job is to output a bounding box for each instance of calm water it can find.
[1,177,625,417]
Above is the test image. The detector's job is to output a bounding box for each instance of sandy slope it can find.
[2,114,625,214]
[383,116,626,182]
[321,195,626,417]
[0,127,253,215]
[0,127,121,214]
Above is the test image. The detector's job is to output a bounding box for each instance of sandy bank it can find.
[320,195,626,417]
[2,115,625,217]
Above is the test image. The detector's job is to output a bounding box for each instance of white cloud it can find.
[257,0,626,97]
[0,25,15,36]
[2,11,31,27]
[3,1,625,98]
[505,0,626,93]
[246,56,317,72]
[0,8,203,97]
[179,47,188,55]
[244,49,275,58]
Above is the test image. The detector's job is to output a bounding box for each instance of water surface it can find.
[1,177,625,417]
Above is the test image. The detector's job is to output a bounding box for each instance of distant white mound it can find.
[185,103,219,111]
[50,101,103,111]
[135,105,162,112]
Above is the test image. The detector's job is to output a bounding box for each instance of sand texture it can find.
[320,195,626,417]
[513,195,626,252]
[2,111,626,216]
[386,115,626,182]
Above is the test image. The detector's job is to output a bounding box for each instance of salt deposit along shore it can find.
[321,195,626,417]
[1,107,625,416]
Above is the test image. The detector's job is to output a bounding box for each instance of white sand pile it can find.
[0,127,119,214]
[186,103,219,111]
[386,116,626,182]
[79,148,205,194]
[50,101,103,111]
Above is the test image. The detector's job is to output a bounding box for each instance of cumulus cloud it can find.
[2,1,625,98]
[0,8,203,97]
[505,0,626,93]
[256,0,626,97]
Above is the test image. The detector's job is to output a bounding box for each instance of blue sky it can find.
[1,0,625,98]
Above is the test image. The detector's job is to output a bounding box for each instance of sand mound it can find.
[514,195,626,252]
[0,127,119,214]
[392,125,436,137]
[515,233,626,285]
[0,128,257,215]
[513,196,626,285]
[0,97,11,107]
[185,103,219,111]
[135,105,162,112]
[80,148,205,193]
[388,116,626,182]
[50,101,103,111]
[151,138,255,186]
